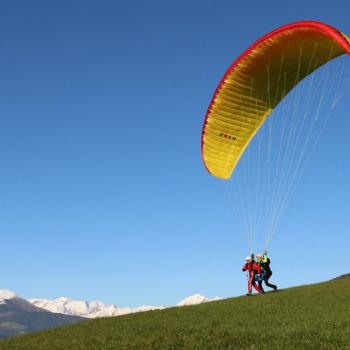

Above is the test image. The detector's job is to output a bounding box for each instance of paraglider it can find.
[201,21,350,294]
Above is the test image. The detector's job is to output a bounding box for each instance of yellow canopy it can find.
[201,21,350,179]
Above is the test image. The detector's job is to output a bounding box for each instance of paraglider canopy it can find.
[201,21,350,180]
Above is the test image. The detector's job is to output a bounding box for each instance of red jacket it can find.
[242,262,261,274]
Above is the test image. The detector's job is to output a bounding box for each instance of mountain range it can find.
[0,290,82,339]
[0,289,220,338]
[28,293,221,318]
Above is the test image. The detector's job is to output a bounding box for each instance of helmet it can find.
[245,256,251,261]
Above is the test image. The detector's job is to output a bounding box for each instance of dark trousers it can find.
[258,271,277,290]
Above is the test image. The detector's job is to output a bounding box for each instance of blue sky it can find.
[0,0,349,307]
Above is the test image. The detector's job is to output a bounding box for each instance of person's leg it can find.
[252,280,262,293]
[264,279,277,289]
[258,280,264,292]
[247,276,253,294]
[264,271,277,290]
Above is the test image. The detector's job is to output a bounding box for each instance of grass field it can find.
[0,277,349,350]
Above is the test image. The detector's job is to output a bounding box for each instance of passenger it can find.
[256,251,277,291]
[242,256,263,295]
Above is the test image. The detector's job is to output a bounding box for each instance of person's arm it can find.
[263,250,268,263]
[242,264,248,272]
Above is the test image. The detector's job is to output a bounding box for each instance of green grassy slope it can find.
[1,278,349,350]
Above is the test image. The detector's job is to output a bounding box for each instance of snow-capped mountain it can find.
[28,293,221,318]
[176,294,221,307]
[0,289,18,305]
[29,297,163,318]
[0,288,221,320]
[0,289,82,339]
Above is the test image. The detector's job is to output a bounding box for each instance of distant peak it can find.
[176,294,221,307]
[0,289,17,300]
